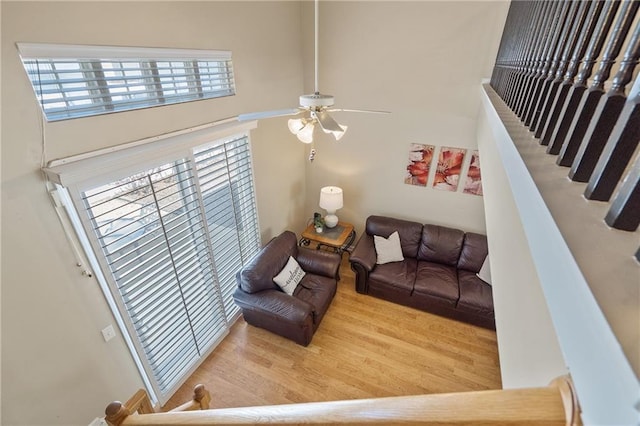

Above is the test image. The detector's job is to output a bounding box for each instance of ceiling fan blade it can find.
[237,108,301,121]
[327,108,390,114]
[316,111,344,133]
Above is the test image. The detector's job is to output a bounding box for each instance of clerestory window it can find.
[18,43,235,121]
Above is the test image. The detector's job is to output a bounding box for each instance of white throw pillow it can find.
[374,231,404,265]
[477,254,492,285]
[273,256,306,295]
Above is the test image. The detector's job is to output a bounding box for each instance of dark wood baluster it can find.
[547,1,621,155]
[498,2,526,98]
[503,2,531,106]
[604,152,640,231]
[556,1,639,167]
[515,1,558,118]
[569,22,640,182]
[526,1,576,129]
[523,1,567,126]
[491,1,519,95]
[585,90,640,200]
[532,1,585,138]
[507,2,543,109]
[540,1,603,146]
[510,2,538,104]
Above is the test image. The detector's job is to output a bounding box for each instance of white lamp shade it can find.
[319,186,343,213]
[296,122,315,144]
[322,124,348,141]
[332,125,347,141]
[287,118,305,134]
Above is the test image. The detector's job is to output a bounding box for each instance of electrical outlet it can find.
[88,417,107,426]
[101,325,116,342]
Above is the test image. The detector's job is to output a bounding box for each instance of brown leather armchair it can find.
[233,231,341,346]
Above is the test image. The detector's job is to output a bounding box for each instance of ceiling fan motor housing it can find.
[300,93,335,110]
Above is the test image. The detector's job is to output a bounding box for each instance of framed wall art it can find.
[404,143,435,187]
[433,146,466,192]
[463,150,483,196]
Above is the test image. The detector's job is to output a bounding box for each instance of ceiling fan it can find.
[237,0,389,144]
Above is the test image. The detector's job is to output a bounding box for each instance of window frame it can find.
[18,43,235,121]
[45,120,259,404]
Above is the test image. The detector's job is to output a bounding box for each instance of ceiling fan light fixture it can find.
[321,123,348,141]
[287,118,305,134]
[236,0,390,143]
[332,125,348,141]
[296,121,315,144]
[300,93,335,109]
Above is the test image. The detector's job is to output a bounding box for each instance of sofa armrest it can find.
[296,247,341,279]
[349,234,377,294]
[350,234,376,271]
[233,288,313,324]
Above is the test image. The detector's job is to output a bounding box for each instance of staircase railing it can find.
[491,0,640,236]
[103,376,580,425]
[105,384,211,425]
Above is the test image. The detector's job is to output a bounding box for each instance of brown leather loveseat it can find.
[350,215,494,329]
[234,231,341,346]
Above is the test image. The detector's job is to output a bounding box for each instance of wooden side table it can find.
[299,221,356,255]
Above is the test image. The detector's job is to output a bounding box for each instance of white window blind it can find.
[194,137,260,319]
[18,43,235,121]
[48,127,260,404]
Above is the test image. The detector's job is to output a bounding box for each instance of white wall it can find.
[1,1,513,425]
[479,85,640,425]
[1,2,306,424]
[476,99,567,389]
[303,1,510,235]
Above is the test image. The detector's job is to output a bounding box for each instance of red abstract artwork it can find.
[463,150,483,196]
[405,143,435,187]
[433,147,466,192]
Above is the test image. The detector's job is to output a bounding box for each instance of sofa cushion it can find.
[369,258,417,294]
[273,256,305,295]
[365,215,423,258]
[417,225,464,266]
[374,231,404,264]
[295,274,337,326]
[413,261,459,304]
[239,231,299,294]
[457,270,494,316]
[477,255,491,285]
[457,232,488,272]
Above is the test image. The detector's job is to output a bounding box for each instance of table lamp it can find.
[319,186,343,228]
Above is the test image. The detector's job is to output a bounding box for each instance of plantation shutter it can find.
[194,135,260,319]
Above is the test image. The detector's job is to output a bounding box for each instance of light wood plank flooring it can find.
[163,254,501,410]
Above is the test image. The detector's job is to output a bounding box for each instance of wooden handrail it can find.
[104,376,580,425]
[105,384,211,426]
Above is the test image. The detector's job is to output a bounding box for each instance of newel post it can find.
[168,383,212,412]
[193,383,211,409]
[104,401,129,426]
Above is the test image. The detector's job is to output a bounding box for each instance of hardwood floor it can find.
[163,254,501,411]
